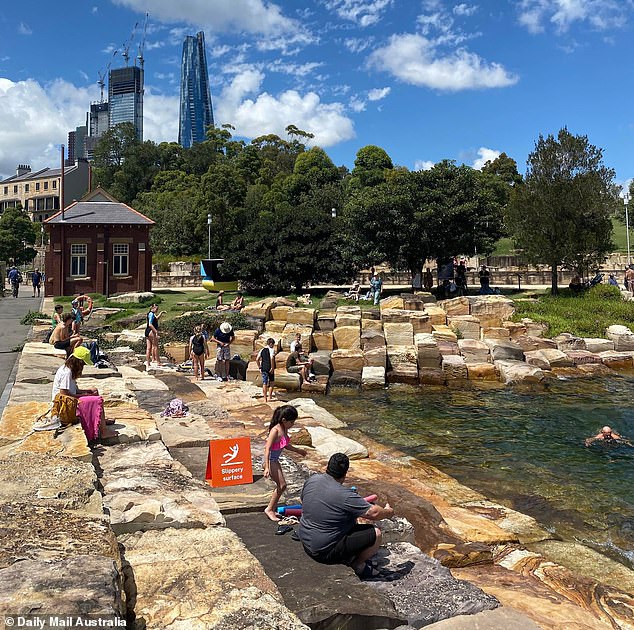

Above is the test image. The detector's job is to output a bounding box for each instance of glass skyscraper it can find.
[179,31,214,148]
[109,66,144,141]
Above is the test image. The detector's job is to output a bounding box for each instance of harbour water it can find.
[319,376,634,569]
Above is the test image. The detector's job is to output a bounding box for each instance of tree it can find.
[505,128,617,294]
[0,206,37,265]
[348,145,393,190]
[92,123,139,190]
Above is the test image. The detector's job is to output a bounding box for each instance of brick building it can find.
[44,188,154,297]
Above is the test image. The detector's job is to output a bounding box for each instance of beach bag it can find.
[160,398,189,418]
[52,393,79,425]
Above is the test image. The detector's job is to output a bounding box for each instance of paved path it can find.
[0,290,44,412]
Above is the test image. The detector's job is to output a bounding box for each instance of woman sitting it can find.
[50,346,109,443]
[49,313,83,356]
[230,292,244,311]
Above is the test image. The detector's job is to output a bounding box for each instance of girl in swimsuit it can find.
[263,405,307,521]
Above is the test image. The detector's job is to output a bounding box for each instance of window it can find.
[52,180,57,189]
[25,184,29,192]
[70,244,87,277]
[44,181,48,190]
[3,186,6,195]
[113,243,129,275]
[13,185,17,194]
[35,182,40,191]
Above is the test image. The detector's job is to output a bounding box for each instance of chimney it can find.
[16,164,31,177]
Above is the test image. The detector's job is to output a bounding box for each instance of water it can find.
[317,376,634,568]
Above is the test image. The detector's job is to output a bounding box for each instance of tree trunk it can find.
[551,264,559,296]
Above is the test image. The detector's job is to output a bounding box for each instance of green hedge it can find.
[20,311,48,325]
[162,311,249,342]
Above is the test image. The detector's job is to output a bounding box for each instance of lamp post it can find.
[624,192,631,266]
[207,213,212,259]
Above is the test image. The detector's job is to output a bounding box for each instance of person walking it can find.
[31,269,42,297]
[369,273,383,306]
[188,325,209,381]
[144,304,165,367]
[7,266,21,298]
[257,338,277,401]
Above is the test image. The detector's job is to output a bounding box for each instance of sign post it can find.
[205,437,253,488]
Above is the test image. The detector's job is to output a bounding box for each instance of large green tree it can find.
[0,206,37,265]
[506,128,617,294]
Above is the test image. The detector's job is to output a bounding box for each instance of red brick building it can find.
[44,188,154,297]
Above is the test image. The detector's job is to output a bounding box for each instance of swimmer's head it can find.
[602,426,613,436]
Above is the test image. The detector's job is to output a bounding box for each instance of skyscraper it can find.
[179,31,214,148]
[109,66,144,141]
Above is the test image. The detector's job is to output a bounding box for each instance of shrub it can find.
[162,311,248,342]
[587,284,621,301]
[20,311,48,325]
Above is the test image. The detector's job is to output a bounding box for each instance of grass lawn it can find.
[512,285,634,338]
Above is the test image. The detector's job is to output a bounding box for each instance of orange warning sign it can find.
[205,437,253,488]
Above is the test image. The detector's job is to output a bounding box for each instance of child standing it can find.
[188,325,209,380]
[263,405,307,521]
[257,337,277,402]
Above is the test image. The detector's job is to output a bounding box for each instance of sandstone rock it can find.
[306,426,368,459]
[384,322,414,346]
[361,308,381,320]
[246,361,262,384]
[524,348,573,370]
[232,330,258,358]
[502,322,527,339]
[458,339,490,363]
[7,381,54,404]
[301,378,328,394]
[330,349,364,371]
[270,305,291,321]
[242,299,276,319]
[162,342,189,363]
[108,291,154,304]
[380,308,411,324]
[425,608,541,629]
[380,295,404,310]
[442,355,468,380]
[437,340,460,356]
[598,350,634,370]
[335,313,360,328]
[336,304,362,315]
[362,366,386,389]
[432,542,493,568]
[116,329,147,345]
[484,339,524,362]
[308,351,332,376]
[583,337,614,353]
[364,347,387,368]
[287,308,316,326]
[495,360,544,385]
[333,325,361,349]
[361,330,386,351]
[312,331,334,351]
[448,316,480,340]
[606,324,634,351]
[514,335,558,353]
[265,320,287,333]
[119,527,306,629]
[275,371,302,391]
[275,296,297,307]
[466,363,497,381]
[432,326,458,343]
[521,318,548,337]
[438,296,470,317]
[155,413,220,449]
[315,312,336,331]
[387,364,420,385]
[386,345,417,368]
[469,295,515,321]
[288,398,346,429]
[118,366,170,393]
[481,327,510,340]
[282,324,313,351]
[419,367,446,385]
[553,333,586,352]
[564,350,602,366]
[410,311,432,334]
[424,305,447,326]
[330,369,362,388]
[361,319,383,332]
[403,296,426,311]
[415,333,441,368]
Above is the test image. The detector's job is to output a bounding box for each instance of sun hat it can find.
[220,322,232,334]
[72,346,93,365]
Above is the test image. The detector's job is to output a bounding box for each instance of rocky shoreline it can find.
[1,303,633,628]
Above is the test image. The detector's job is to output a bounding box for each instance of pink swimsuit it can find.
[269,433,289,461]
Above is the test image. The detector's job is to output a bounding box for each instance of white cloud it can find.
[369,34,517,91]
[267,60,324,77]
[111,0,299,35]
[472,147,501,170]
[518,0,628,34]
[144,89,179,143]
[324,0,393,27]
[367,87,390,101]
[349,97,366,112]
[217,69,355,147]
[344,37,374,54]
[453,3,478,16]
[18,22,32,36]
[414,159,435,171]
[92,6,98,13]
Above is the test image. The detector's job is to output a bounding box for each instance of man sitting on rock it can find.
[298,453,394,579]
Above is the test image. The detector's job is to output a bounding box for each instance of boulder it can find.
[287,308,316,326]
[458,339,490,363]
[419,367,446,385]
[598,351,634,370]
[403,296,426,311]
[438,296,470,317]
[564,350,602,366]
[484,339,524,362]
[242,299,276,320]
[264,320,286,333]
[386,345,417,369]
[553,333,586,352]
[361,308,381,320]
[583,337,614,353]
[156,413,219,449]
[361,319,383,332]
[274,371,302,391]
[336,305,361,316]
[315,312,336,331]
[437,340,460,356]
[521,318,548,337]
[360,330,386,351]
[380,295,405,310]
[442,355,468,380]
[383,322,414,346]
[514,335,558,353]
[432,326,458,342]
[162,342,189,363]
[387,364,420,385]
[312,331,334,351]
[364,347,387,368]
[288,398,346,429]
[333,326,361,349]
[495,360,544,385]
[415,333,442,368]
[309,351,333,376]
[424,305,447,326]
[380,308,411,324]
[467,363,498,381]
[362,366,386,389]
[448,316,480,340]
[524,348,572,370]
[481,327,510,341]
[502,322,527,339]
[330,349,364,372]
[246,361,262,384]
[108,291,154,304]
[270,305,291,321]
[335,313,361,328]
[232,329,258,358]
[306,426,368,459]
[330,369,362,388]
[469,295,515,322]
[606,325,634,351]
[282,324,313,351]
[410,312,432,334]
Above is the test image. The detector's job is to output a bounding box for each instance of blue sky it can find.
[1,0,633,186]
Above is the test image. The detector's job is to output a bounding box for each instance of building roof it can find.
[0,164,81,184]
[45,187,154,225]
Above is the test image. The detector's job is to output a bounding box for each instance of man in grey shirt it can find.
[298,453,394,578]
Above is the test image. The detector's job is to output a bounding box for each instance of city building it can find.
[85,101,110,160]
[109,66,144,140]
[44,187,154,297]
[178,31,214,148]
[67,125,87,166]
[0,161,90,222]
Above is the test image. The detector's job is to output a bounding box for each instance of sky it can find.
[1,0,634,186]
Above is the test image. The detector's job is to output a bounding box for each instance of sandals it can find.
[276,524,294,536]
[356,561,382,580]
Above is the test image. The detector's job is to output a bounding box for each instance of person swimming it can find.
[585,426,633,447]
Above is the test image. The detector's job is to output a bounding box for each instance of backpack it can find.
[191,334,205,355]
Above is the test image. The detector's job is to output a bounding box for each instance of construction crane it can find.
[96,51,117,102]
[121,21,139,66]
[137,12,149,69]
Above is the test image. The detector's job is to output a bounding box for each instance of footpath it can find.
[0,304,633,628]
